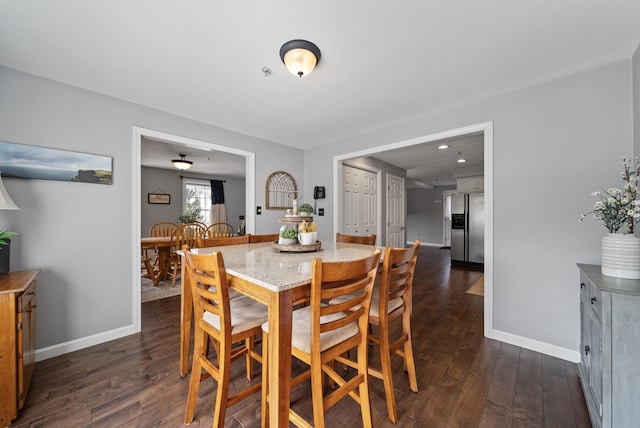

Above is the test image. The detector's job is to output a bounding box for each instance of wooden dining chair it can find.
[367,240,420,423]
[182,246,268,428]
[197,234,250,248]
[169,224,205,287]
[147,222,178,277]
[261,250,381,428]
[204,222,236,238]
[149,221,178,237]
[248,233,280,243]
[335,232,377,245]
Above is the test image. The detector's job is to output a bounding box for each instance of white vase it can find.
[601,233,640,279]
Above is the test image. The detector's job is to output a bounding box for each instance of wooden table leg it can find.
[267,288,293,428]
[179,258,192,377]
[157,247,170,282]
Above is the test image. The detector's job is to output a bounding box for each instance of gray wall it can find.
[1,43,638,361]
[305,60,634,358]
[0,65,303,354]
[141,166,246,235]
[634,44,640,168]
[407,186,456,246]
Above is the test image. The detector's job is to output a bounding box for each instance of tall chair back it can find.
[248,233,279,243]
[262,249,381,428]
[182,246,267,428]
[336,232,377,245]
[197,234,249,248]
[368,240,420,423]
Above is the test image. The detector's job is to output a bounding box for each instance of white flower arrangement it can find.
[579,157,640,234]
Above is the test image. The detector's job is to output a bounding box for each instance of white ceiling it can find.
[2,1,639,185]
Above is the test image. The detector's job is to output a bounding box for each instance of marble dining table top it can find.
[180,241,382,292]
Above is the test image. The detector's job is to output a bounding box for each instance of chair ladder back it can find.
[335,233,377,245]
[311,251,380,338]
[182,247,232,335]
[149,221,178,237]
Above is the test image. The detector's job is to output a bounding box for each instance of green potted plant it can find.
[279,226,298,245]
[298,202,314,216]
[178,206,202,224]
[0,230,18,276]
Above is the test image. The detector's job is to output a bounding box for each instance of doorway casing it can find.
[131,126,255,332]
[333,121,494,338]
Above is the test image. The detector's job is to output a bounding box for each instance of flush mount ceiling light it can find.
[171,154,193,171]
[437,144,449,150]
[280,39,321,77]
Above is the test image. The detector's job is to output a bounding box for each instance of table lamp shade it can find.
[0,174,19,210]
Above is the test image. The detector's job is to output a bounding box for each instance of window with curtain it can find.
[183,179,212,224]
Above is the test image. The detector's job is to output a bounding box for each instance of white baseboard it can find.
[492,329,580,363]
[35,324,140,362]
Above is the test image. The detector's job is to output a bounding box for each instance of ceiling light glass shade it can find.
[171,154,193,171]
[437,144,449,150]
[0,173,19,210]
[457,158,467,163]
[280,39,321,77]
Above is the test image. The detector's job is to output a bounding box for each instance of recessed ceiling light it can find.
[457,158,466,163]
[437,144,449,150]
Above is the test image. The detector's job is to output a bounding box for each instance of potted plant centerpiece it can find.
[580,156,640,278]
[0,230,18,275]
[298,202,313,217]
[279,226,298,245]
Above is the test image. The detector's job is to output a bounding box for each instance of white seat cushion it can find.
[262,305,359,354]
[369,290,404,318]
[203,295,268,335]
[329,288,403,318]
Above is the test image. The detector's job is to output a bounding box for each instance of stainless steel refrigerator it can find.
[450,193,484,266]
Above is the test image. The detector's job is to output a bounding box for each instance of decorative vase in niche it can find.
[601,233,640,279]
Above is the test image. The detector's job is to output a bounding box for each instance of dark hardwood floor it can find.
[13,246,590,427]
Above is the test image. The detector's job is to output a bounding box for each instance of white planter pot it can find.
[278,237,297,245]
[601,233,640,279]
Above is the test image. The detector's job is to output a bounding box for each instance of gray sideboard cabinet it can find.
[577,264,640,428]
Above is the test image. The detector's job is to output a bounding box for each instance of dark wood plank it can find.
[11,246,590,427]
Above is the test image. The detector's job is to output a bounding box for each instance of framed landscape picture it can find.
[0,141,112,185]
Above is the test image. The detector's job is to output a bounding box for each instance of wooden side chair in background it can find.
[248,233,279,243]
[261,250,381,428]
[336,233,377,245]
[149,221,178,237]
[197,234,250,248]
[182,246,268,428]
[143,222,179,280]
[204,222,235,238]
[169,223,205,286]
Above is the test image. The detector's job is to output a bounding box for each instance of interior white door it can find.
[342,164,378,237]
[386,174,404,247]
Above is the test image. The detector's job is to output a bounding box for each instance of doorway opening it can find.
[334,121,494,338]
[131,127,256,332]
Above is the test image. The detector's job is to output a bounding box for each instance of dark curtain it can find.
[210,180,225,204]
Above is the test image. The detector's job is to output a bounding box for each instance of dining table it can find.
[140,236,173,286]
[178,240,382,428]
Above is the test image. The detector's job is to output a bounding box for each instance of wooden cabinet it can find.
[577,264,640,428]
[456,176,484,193]
[0,270,39,428]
